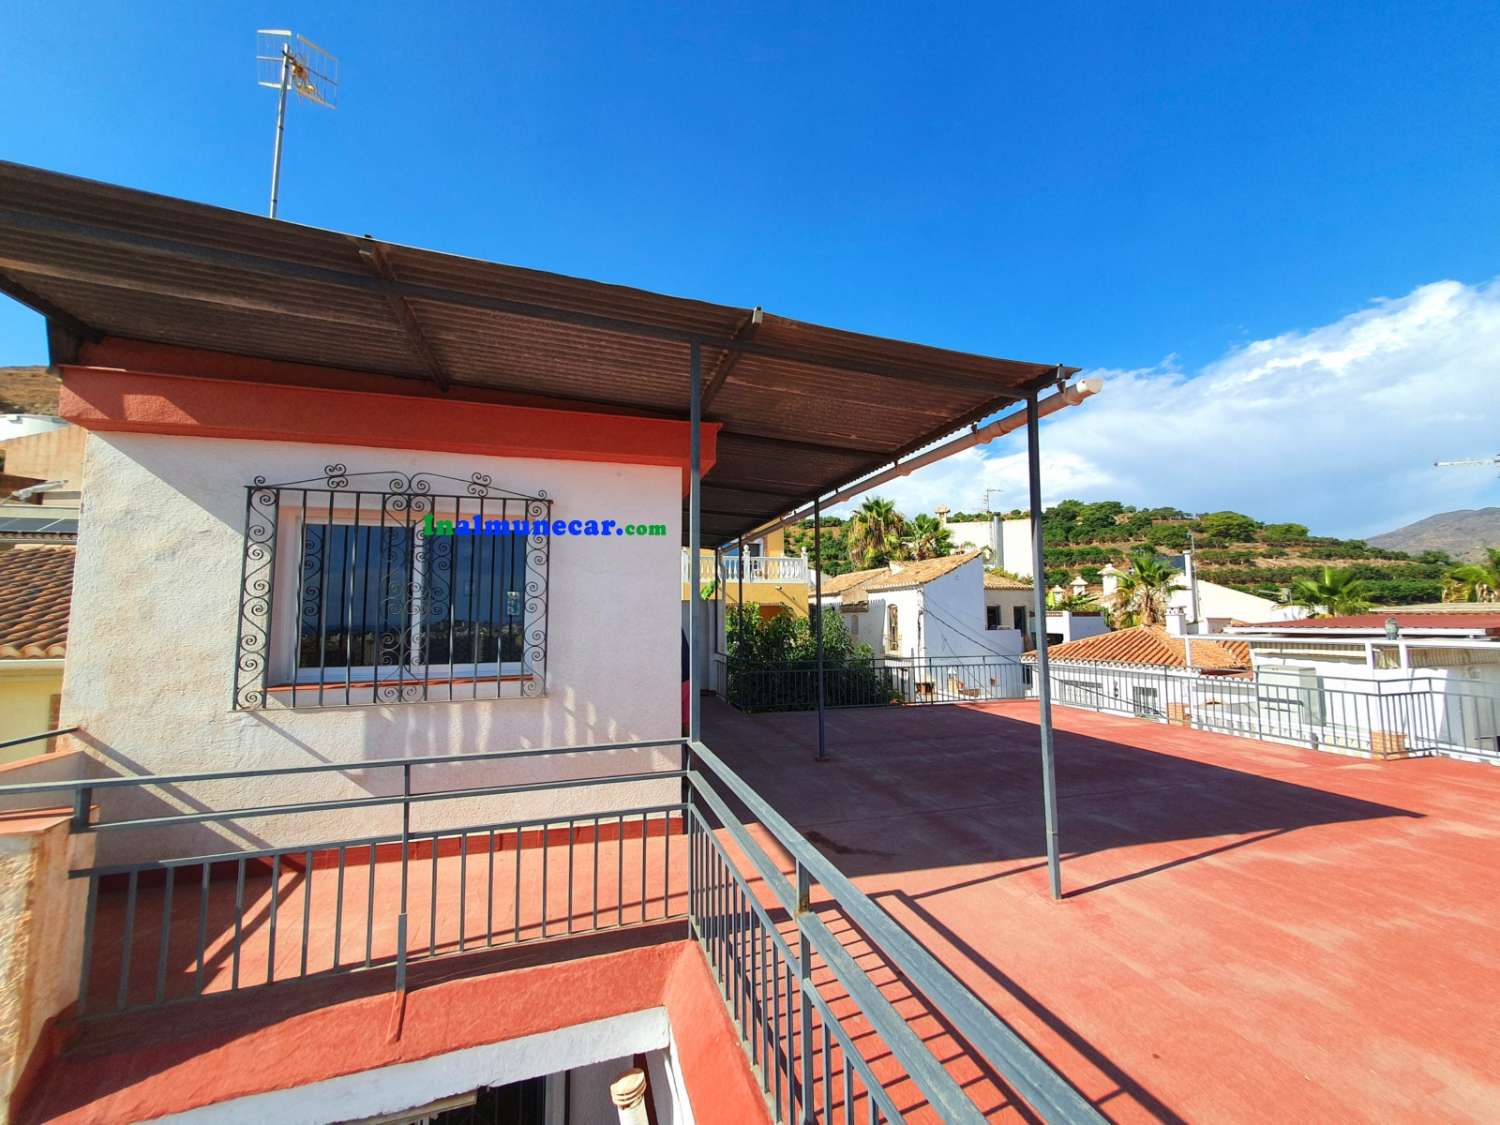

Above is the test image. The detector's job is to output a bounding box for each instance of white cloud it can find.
[847,279,1500,538]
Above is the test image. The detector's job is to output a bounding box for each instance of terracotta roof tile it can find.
[817,566,889,597]
[984,571,1032,591]
[0,546,73,658]
[1025,624,1249,671]
[864,550,982,592]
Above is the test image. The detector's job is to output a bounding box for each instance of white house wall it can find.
[916,561,1016,660]
[63,433,682,864]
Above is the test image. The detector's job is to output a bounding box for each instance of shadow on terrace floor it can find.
[700,695,1418,886]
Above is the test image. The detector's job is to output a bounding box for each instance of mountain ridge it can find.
[1368,508,1500,564]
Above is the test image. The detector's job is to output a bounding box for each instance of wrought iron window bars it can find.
[233,466,550,709]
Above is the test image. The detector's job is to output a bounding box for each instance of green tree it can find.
[1113,549,1185,626]
[1196,510,1261,542]
[1287,567,1374,617]
[846,496,908,568]
[1442,548,1500,603]
[1260,522,1309,542]
[1048,589,1098,612]
[905,513,954,560]
[1146,523,1191,551]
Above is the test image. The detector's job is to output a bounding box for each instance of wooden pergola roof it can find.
[0,161,1078,546]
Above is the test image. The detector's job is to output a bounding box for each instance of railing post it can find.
[796,861,814,1123]
[72,785,93,832]
[396,763,410,991]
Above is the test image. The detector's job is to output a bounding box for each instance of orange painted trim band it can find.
[59,365,719,487]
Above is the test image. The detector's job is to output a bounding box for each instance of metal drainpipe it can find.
[1027,387,1063,901]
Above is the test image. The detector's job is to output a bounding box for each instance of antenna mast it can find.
[256,30,339,219]
[1434,455,1500,473]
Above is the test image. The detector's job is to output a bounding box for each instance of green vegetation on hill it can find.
[780,497,1497,606]
[1030,499,1453,604]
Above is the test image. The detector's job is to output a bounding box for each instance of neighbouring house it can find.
[936,508,1036,576]
[1224,606,1500,759]
[815,550,1020,661]
[0,546,71,761]
[983,570,1034,637]
[1227,604,1500,686]
[1023,623,1250,717]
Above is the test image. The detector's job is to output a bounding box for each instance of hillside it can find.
[1368,509,1500,564]
[0,366,59,415]
[789,498,1481,605]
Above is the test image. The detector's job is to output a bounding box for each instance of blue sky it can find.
[4,2,1499,534]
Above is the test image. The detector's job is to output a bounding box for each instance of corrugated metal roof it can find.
[0,161,1079,546]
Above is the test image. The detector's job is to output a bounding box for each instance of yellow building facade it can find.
[681,527,810,618]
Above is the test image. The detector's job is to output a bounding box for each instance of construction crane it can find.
[1435,455,1500,473]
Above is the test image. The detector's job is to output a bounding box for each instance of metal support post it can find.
[814,498,828,761]
[1027,390,1063,900]
[689,342,703,742]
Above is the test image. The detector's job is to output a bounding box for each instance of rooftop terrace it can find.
[24,701,1500,1122]
[702,698,1500,1122]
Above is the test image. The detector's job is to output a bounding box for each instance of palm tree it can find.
[1443,548,1500,603]
[846,496,908,568]
[1287,566,1373,617]
[1048,590,1098,612]
[1113,550,1183,626]
[905,513,954,560]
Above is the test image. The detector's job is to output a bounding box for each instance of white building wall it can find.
[996,518,1034,578]
[943,518,997,560]
[914,559,1017,660]
[63,433,682,863]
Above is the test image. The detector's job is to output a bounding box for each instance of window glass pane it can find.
[419,531,526,668]
[299,524,528,673]
[299,524,413,673]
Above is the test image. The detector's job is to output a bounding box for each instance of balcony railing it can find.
[682,552,809,586]
[715,654,1028,713]
[1032,659,1500,761]
[0,734,1100,1124]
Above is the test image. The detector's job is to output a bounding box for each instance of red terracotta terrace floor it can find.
[702,697,1500,1123]
[31,699,1500,1123]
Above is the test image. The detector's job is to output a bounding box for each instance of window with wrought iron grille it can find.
[233,467,550,709]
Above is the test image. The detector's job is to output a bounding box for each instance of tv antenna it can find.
[256,30,338,219]
[1435,454,1500,475]
[980,488,1004,514]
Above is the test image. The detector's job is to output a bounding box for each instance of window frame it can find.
[233,467,551,710]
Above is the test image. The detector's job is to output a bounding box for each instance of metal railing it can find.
[719,654,1028,712]
[685,740,1099,1124]
[0,725,78,753]
[682,552,810,585]
[4,738,684,1017]
[0,736,1100,1123]
[1031,661,1500,761]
